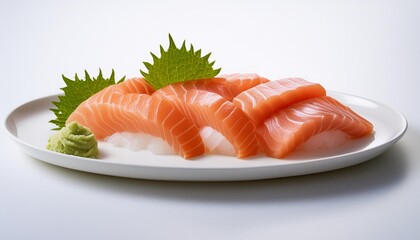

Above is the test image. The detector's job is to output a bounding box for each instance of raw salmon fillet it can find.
[66,78,205,158]
[111,77,155,95]
[154,86,259,158]
[233,78,326,126]
[156,73,268,101]
[156,77,235,101]
[218,73,269,100]
[256,96,374,158]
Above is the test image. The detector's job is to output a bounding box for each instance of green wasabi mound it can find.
[47,121,99,158]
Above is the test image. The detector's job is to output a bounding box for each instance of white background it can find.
[1,0,419,239]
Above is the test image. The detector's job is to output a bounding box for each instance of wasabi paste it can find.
[47,122,98,158]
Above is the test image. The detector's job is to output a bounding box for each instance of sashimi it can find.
[65,74,373,160]
[48,33,376,161]
[156,77,235,100]
[67,80,205,159]
[218,73,269,99]
[112,77,155,95]
[256,96,374,158]
[233,78,326,126]
[155,73,268,101]
[154,87,259,158]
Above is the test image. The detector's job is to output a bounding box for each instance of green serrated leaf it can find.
[49,69,125,130]
[140,34,222,90]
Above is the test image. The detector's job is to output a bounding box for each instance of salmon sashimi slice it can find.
[66,78,155,128]
[256,96,374,158]
[218,73,270,100]
[156,77,236,101]
[154,87,259,158]
[155,74,268,101]
[112,77,155,95]
[233,78,326,126]
[67,94,205,158]
[67,79,205,158]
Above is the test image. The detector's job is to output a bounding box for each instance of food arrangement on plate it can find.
[46,34,374,160]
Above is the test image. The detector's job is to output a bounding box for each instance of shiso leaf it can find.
[140,34,221,90]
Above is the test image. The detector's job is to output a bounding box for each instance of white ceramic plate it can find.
[4,92,407,181]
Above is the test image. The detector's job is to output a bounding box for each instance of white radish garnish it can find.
[199,126,235,155]
[105,132,175,155]
[147,137,176,155]
[105,127,236,156]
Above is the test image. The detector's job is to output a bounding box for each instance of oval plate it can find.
[4,91,407,181]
